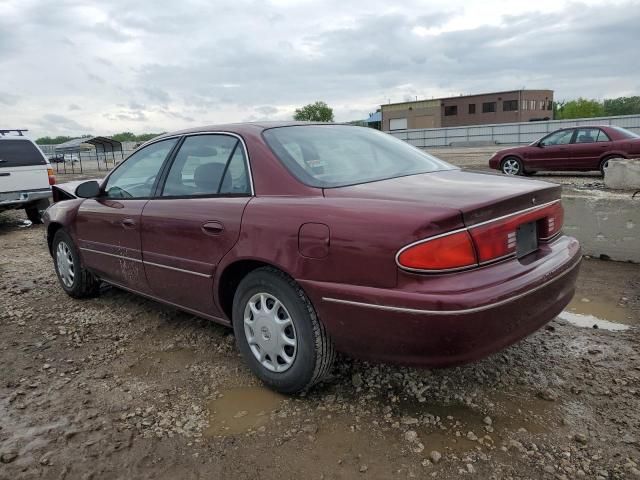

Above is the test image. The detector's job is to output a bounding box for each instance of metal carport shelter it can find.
[54,136,123,173]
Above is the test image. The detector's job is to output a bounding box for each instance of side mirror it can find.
[537,141,545,148]
[75,180,101,198]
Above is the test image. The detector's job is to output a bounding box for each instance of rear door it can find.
[570,127,612,170]
[0,139,49,199]
[75,138,178,291]
[526,129,574,170]
[140,134,252,317]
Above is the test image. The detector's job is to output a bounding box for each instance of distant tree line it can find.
[35,132,164,145]
[554,96,640,120]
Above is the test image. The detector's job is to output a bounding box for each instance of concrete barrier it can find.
[562,188,639,263]
[604,159,640,190]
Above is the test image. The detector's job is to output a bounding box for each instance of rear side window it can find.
[0,140,46,167]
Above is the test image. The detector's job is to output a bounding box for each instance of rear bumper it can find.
[0,188,51,209]
[299,235,581,367]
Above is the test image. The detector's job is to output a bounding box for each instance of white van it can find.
[0,130,54,223]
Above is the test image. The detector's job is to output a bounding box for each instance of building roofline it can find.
[381,89,553,108]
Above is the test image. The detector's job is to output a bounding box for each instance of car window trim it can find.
[100,136,182,200]
[154,132,254,199]
[596,128,611,142]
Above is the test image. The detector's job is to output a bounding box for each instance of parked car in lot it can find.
[489,125,640,175]
[0,129,55,223]
[44,123,581,393]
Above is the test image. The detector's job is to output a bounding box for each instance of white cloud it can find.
[0,0,638,138]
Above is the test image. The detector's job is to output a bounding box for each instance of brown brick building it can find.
[381,89,553,131]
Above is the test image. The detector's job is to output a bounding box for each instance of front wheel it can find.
[232,267,335,394]
[52,230,100,298]
[501,157,524,176]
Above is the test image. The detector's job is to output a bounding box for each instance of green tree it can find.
[111,131,137,142]
[110,132,164,142]
[603,96,640,116]
[35,135,83,145]
[293,101,334,122]
[554,98,604,119]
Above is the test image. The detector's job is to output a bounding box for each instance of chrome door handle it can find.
[202,221,224,235]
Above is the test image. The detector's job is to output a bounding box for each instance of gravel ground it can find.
[1,208,639,480]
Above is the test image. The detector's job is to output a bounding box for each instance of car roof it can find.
[149,121,346,143]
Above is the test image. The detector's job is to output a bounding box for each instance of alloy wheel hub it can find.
[56,241,75,288]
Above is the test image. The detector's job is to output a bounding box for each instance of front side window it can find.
[162,135,250,196]
[542,129,574,146]
[104,138,177,198]
[263,125,454,188]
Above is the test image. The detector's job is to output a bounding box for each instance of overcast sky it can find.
[1,0,639,138]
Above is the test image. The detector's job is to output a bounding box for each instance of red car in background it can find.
[44,123,581,393]
[489,125,640,175]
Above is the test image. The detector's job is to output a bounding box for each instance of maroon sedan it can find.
[489,125,640,175]
[44,123,581,393]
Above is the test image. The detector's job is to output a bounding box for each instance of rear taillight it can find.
[47,168,56,185]
[397,201,564,273]
[396,230,477,271]
[539,202,564,239]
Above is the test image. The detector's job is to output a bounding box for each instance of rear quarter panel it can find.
[217,196,464,290]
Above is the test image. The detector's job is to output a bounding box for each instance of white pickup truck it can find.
[0,130,55,223]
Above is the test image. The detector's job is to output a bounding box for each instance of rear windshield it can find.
[0,139,46,167]
[610,126,640,139]
[263,125,454,188]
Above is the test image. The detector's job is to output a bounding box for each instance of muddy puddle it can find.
[205,386,285,436]
[558,296,634,331]
[392,396,556,454]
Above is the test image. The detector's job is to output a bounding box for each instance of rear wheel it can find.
[24,199,50,224]
[600,156,623,175]
[52,230,100,298]
[501,157,523,176]
[232,267,335,394]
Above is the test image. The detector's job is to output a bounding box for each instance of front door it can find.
[76,138,178,291]
[570,127,612,170]
[140,134,252,317]
[526,128,574,170]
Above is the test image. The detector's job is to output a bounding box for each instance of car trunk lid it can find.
[324,169,561,227]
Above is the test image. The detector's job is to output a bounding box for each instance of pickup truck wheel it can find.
[232,267,335,394]
[25,199,50,224]
[52,230,100,298]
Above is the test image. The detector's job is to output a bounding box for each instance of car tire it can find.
[25,199,50,224]
[232,266,336,394]
[600,156,623,175]
[52,229,100,298]
[501,157,523,176]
